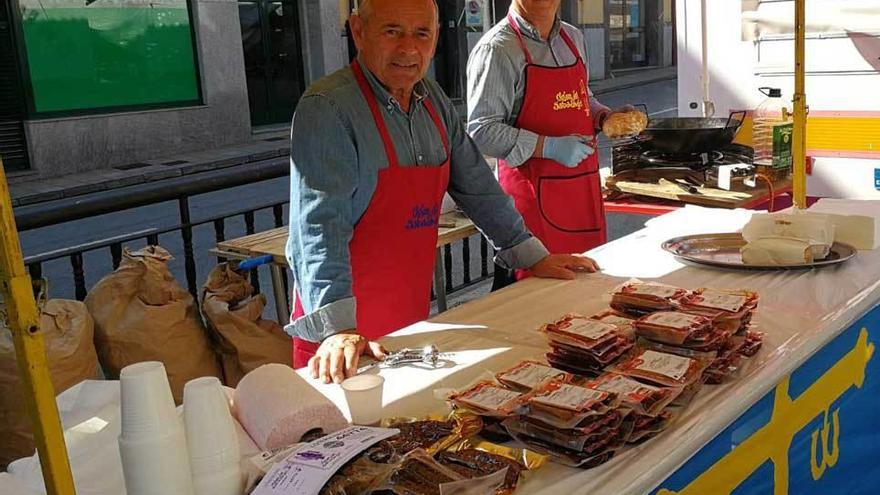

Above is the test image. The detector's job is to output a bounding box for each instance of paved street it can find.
[18,78,677,318]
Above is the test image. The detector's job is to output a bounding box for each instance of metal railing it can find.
[14,158,494,315]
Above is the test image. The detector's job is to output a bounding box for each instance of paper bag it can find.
[200,263,291,386]
[1,299,100,468]
[85,246,221,403]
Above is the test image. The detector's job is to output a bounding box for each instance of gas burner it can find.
[640,150,724,168]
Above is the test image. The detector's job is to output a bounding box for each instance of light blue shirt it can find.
[467,11,611,166]
[286,62,549,342]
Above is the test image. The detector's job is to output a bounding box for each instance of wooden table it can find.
[211,211,479,323]
[605,176,793,216]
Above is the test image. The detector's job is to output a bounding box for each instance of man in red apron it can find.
[287,0,599,384]
[467,0,635,283]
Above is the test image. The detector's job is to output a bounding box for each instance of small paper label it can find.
[563,319,617,340]
[634,351,692,380]
[532,384,607,411]
[461,385,522,411]
[694,291,748,312]
[594,374,660,399]
[596,314,635,328]
[643,312,704,330]
[627,283,680,299]
[252,426,399,495]
[500,362,563,389]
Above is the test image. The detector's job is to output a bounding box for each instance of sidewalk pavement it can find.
[9,66,676,208]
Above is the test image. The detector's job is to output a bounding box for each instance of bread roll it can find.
[602,110,648,138]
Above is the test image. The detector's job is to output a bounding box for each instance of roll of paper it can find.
[233,364,347,450]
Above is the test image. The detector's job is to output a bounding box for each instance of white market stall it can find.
[5,204,880,495]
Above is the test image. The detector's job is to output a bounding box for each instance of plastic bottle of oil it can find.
[752,87,793,181]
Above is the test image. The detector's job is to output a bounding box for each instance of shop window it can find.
[17,0,201,115]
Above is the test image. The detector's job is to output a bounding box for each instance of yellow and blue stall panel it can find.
[654,304,878,495]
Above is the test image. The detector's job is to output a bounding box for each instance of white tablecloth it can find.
[8,205,880,495]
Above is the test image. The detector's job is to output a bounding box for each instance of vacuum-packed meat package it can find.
[376,449,465,495]
[545,338,634,377]
[448,381,526,417]
[591,309,637,339]
[703,335,748,384]
[634,311,714,346]
[435,449,527,495]
[679,288,758,316]
[545,352,604,377]
[549,335,633,364]
[584,373,681,416]
[611,281,688,316]
[495,360,571,392]
[541,314,620,350]
[627,408,679,444]
[502,418,616,453]
[611,349,710,387]
[679,288,759,333]
[525,381,621,429]
[506,416,634,468]
[738,330,764,357]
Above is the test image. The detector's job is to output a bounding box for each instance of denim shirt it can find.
[466,10,612,166]
[285,62,548,342]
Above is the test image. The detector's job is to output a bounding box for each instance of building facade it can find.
[0,0,673,178]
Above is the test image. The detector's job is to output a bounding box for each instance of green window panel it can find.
[18,0,201,114]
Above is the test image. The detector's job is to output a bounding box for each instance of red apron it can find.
[290,61,451,368]
[498,14,606,278]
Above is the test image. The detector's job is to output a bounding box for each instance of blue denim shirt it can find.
[286,62,549,342]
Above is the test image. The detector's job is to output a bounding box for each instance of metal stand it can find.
[0,160,75,494]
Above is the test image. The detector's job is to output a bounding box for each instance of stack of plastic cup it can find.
[341,374,385,425]
[184,377,243,495]
[118,361,195,495]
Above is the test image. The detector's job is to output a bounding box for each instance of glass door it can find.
[609,0,647,70]
[238,0,305,127]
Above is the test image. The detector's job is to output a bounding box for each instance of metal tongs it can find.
[356,344,443,374]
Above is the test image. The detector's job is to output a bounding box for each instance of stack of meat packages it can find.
[448,362,630,468]
[446,282,767,470]
[449,358,689,468]
[502,380,629,468]
[541,313,635,377]
[613,282,764,384]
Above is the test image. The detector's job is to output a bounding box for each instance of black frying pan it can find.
[642,111,746,154]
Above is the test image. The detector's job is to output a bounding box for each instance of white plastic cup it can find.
[184,377,243,495]
[193,469,245,495]
[341,374,385,425]
[118,432,195,495]
[119,361,194,495]
[119,362,178,441]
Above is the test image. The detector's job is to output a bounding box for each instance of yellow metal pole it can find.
[792,0,807,208]
[0,160,76,495]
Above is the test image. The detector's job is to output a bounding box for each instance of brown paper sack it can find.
[200,263,291,387]
[0,299,100,468]
[85,246,221,403]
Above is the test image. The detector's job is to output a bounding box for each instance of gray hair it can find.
[355,0,438,21]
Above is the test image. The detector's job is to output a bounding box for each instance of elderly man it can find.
[286,0,599,384]
[467,0,634,285]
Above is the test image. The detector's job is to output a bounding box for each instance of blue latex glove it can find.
[542,135,595,168]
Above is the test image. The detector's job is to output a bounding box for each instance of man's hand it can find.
[529,254,600,280]
[542,135,595,168]
[309,332,387,384]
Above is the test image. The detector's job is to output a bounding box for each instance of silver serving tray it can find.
[661,233,857,270]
